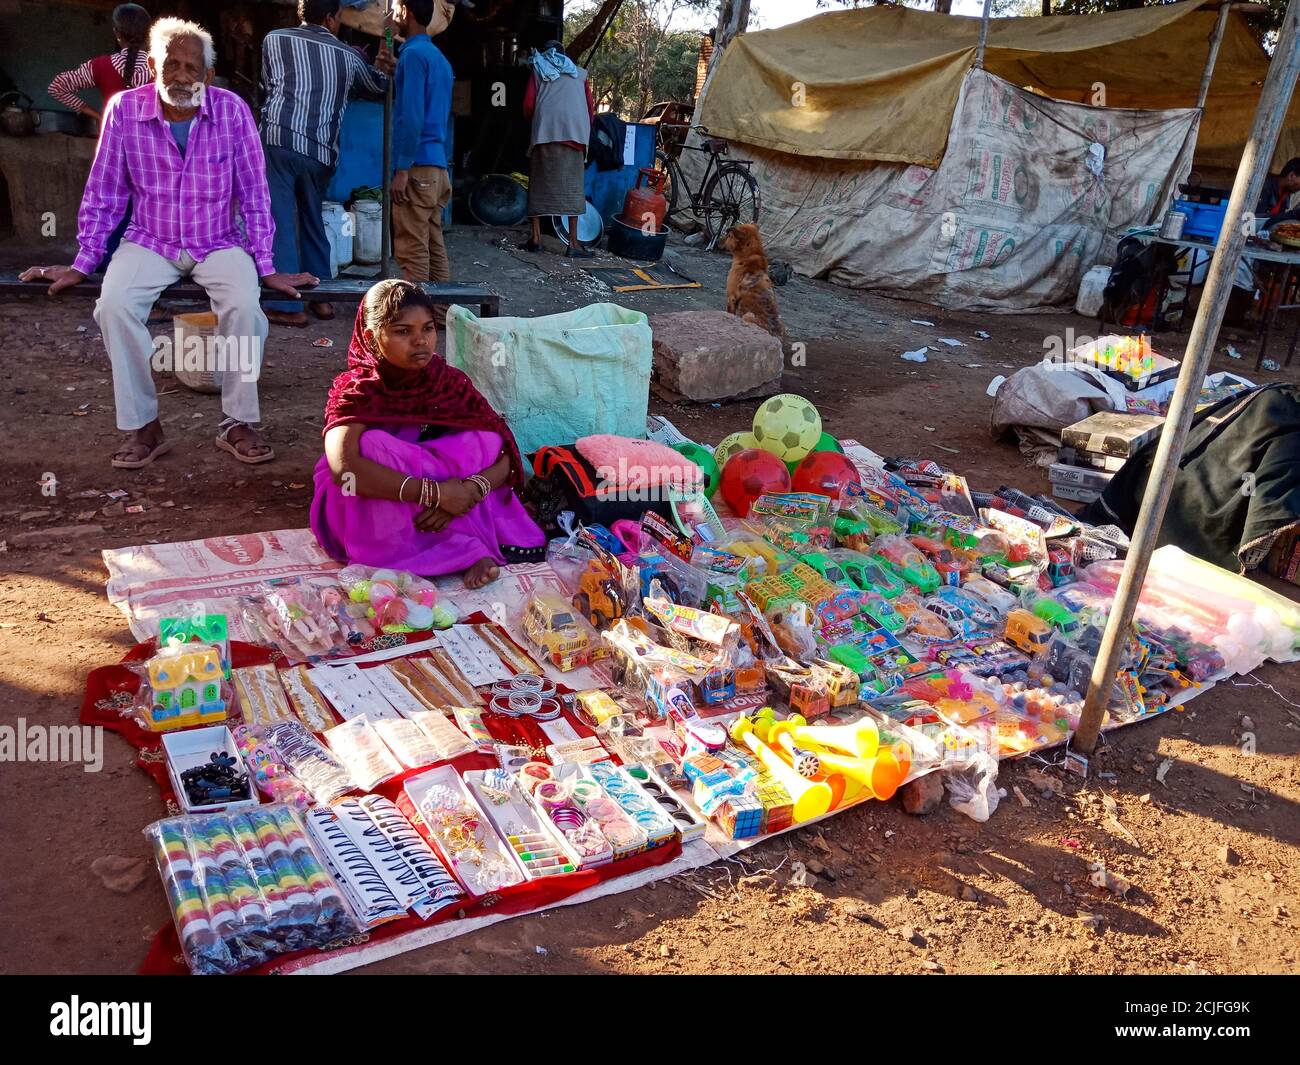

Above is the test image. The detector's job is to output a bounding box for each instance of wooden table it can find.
[1137,232,1300,369]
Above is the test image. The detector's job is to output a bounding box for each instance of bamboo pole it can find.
[1196,3,1234,111]
[975,0,993,70]
[1072,0,1300,756]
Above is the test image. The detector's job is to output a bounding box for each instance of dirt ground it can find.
[0,225,1296,975]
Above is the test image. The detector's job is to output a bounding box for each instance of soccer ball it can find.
[752,394,822,463]
[714,430,760,469]
[671,441,720,497]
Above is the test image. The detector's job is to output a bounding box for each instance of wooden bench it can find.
[0,272,500,317]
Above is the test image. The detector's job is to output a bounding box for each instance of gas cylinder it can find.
[620,167,668,231]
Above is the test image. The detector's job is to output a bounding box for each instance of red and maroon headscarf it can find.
[322,299,524,488]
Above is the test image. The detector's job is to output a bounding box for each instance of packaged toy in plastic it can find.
[339,566,458,634]
[144,804,360,974]
[240,579,356,662]
[133,638,231,732]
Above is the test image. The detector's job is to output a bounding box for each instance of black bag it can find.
[530,444,674,527]
[588,113,627,172]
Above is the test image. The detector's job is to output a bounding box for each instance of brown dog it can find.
[722,223,787,348]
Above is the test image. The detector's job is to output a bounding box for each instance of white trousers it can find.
[94,241,269,431]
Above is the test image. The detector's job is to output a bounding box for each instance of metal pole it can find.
[1196,3,1234,111]
[382,19,395,279]
[975,0,993,71]
[1073,0,1300,756]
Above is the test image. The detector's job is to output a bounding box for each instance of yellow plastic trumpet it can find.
[730,715,832,823]
[786,713,880,759]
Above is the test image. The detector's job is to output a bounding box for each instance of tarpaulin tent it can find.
[689,2,1295,311]
[699,1,1295,171]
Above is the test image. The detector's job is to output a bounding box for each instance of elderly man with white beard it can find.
[22,17,315,468]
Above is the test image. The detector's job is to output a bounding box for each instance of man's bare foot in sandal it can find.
[215,420,276,465]
[112,418,172,469]
[464,557,500,590]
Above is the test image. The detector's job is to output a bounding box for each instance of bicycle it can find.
[652,124,761,249]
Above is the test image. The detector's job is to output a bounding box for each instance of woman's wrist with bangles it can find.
[465,473,492,501]
[399,476,441,509]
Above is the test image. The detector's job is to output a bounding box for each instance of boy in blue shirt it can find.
[390,0,454,321]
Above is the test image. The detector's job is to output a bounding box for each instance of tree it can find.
[565,0,714,117]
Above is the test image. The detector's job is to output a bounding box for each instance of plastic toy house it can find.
[146,645,228,731]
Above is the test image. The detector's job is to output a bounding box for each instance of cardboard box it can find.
[1048,462,1115,492]
[1056,446,1126,473]
[163,725,258,814]
[1061,411,1165,458]
[1051,482,1104,504]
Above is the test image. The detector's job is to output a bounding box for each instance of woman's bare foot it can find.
[112,419,171,469]
[464,557,500,589]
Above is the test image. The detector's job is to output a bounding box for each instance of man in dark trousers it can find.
[260,0,394,325]
[389,0,455,323]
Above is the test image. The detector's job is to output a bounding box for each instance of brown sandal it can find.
[111,438,172,470]
[215,420,275,465]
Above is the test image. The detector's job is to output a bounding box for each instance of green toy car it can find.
[829,550,908,599]
[1031,597,1080,633]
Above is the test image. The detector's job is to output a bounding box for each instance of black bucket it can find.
[607,217,667,262]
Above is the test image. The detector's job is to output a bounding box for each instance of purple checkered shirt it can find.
[72,84,276,277]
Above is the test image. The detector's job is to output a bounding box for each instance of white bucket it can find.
[322,201,352,276]
[1074,264,1111,318]
[352,200,382,264]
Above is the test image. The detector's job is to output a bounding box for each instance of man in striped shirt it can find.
[260,0,394,325]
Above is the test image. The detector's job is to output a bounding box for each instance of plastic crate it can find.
[1173,197,1227,241]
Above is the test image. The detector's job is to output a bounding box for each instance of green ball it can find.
[673,441,720,497]
[814,431,843,453]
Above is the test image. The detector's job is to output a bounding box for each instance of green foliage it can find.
[565,0,714,118]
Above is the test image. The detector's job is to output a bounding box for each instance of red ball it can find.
[720,448,792,517]
[791,450,860,501]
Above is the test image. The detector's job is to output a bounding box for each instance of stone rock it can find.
[901,772,945,816]
[648,310,783,402]
[960,884,980,903]
[1219,845,1241,866]
[91,855,147,894]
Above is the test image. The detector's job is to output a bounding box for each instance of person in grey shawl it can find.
[520,41,595,257]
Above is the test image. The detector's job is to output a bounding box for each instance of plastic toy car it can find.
[932,586,1000,630]
[638,551,683,602]
[894,595,952,639]
[522,593,596,671]
[859,590,907,633]
[832,551,908,599]
[1003,608,1052,654]
[1030,597,1080,633]
[870,536,941,595]
[799,551,847,587]
[815,587,862,626]
[1045,546,1076,588]
[908,535,966,585]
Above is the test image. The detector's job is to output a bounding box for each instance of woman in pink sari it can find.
[312,279,544,588]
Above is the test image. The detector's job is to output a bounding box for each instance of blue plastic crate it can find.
[1174,197,1228,241]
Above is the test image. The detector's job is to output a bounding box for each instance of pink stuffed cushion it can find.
[575,434,700,491]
